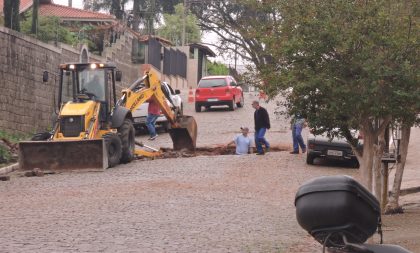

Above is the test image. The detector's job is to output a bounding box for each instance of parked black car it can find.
[306,131,362,167]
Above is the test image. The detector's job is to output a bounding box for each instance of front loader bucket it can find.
[169,115,197,151]
[18,139,107,171]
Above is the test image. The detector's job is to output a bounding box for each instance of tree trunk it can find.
[132,0,141,31]
[31,0,39,34]
[4,0,20,31]
[11,0,20,31]
[372,128,386,205]
[385,125,411,214]
[111,0,123,20]
[360,130,375,191]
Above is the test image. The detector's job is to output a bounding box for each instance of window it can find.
[198,78,227,88]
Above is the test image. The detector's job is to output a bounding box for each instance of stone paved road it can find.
[0,92,418,252]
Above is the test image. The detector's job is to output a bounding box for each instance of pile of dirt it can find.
[158,144,290,159]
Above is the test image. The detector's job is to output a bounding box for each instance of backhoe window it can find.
[78,69,106,101]
[61,70,74,103]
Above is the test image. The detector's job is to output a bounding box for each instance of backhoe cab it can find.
[19,62,197,171]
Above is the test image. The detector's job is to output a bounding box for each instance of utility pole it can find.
[68,0,72,7]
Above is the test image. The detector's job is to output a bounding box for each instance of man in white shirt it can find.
[227,127,252,155]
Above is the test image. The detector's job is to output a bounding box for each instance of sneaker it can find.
[302,148,307,153]
[148,134,158,140]
[256,152,265,155]
[290,151,299,154]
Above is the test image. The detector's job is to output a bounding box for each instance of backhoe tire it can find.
[118,119,135,163]
[103,133,122,168]
[31,132,52,141]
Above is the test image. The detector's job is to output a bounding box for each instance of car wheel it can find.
[228,99,235,111]
[351,159,360,168]
[306,153,315,165]
[236,94,244,108]
[177,103,183,117]
[195,103,201,112]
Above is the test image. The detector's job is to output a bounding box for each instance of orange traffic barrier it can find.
[188,87,194,103]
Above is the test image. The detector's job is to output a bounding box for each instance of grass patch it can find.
[0,130,28,166]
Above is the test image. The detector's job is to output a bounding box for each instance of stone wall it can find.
[0,27,64,134]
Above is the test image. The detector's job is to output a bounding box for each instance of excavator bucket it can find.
[169,115,197,151]
[18,139,107,171]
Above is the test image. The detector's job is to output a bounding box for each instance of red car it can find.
[194,75,244,112]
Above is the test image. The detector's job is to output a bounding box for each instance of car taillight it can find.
[195,89,200,95]
[308,143,315,149]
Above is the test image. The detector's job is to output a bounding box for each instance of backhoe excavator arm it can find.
[118,70,179,127]
[118,69,197,151]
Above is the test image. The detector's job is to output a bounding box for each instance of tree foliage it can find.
[207,60,229,75]
[21,15,77,45]
[158,3,201,44]
[83,0,184,32]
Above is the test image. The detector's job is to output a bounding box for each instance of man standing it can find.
[290,114,307,154]
[227,127,252,155]
[252,100,270,155]
[146,98,160,140]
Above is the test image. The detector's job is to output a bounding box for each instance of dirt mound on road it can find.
[158,143,290,159]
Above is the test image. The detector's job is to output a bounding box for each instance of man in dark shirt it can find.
[252,100,270,155]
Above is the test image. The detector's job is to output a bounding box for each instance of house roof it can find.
[39,3,115,22]
[0,0,34,15]
[0,0,115,22]
[189,43,216,57]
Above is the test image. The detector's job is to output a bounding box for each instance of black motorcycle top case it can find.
[295,175,381,246]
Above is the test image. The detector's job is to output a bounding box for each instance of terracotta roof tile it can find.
[39,3,115,21]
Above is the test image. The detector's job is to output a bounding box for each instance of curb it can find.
[0,163,19,175]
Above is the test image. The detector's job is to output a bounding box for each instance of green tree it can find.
[207,60,229,75]
[21,15,77,45]
[158,3,201,44]
[256,0,419,198]
[191,1,273,71]
[3,0,20,31]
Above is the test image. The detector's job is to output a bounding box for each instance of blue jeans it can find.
[292,125,306,152]
[146,114,159,137]
[255,128,269,154]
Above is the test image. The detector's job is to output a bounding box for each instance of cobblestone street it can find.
[1,93,419,252]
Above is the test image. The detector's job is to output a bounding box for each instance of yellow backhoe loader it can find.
[18,62,197,171]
